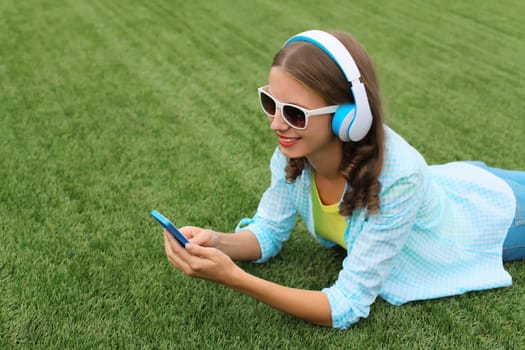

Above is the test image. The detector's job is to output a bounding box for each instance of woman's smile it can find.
[277,134,301,147]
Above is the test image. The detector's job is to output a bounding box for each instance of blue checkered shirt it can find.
[236,126,515,329]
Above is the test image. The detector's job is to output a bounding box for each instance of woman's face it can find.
[266,67,341,161]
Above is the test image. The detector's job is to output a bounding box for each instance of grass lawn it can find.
[1,0,524,348]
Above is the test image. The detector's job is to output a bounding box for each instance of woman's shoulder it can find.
[380,126,428,184]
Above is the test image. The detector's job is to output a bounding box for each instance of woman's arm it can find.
[164,232,332,327]
[179,227,262,261]
[216,230,262,261]
[229,265,332,327]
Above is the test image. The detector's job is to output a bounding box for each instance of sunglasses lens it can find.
[260,92,276,115]
[283,105,306,128]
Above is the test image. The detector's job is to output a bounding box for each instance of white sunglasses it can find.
[257,86,340,130]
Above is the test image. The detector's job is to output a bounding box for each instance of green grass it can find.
[1,0,524,348]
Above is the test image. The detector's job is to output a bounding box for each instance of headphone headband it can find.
[282,30,373,142]
[283,29,361,83]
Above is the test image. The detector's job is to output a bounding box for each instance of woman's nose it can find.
[270,109,290,131]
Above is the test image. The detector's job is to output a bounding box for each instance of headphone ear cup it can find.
[331,103,357,142]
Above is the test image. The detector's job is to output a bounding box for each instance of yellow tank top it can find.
[311,172,348,249]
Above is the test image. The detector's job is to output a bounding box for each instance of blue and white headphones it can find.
[283,30,373,142]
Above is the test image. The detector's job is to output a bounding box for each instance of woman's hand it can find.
[179,226,220,248]
[163,231,241,286]
[178,227,262,261]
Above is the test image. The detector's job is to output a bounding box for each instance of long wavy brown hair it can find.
[272,31,385,217]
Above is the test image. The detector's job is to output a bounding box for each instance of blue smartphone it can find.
[150,209,189,247]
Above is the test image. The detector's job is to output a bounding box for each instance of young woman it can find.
[162,30,525,329]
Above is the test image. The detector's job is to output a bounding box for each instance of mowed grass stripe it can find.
[143,0,282,157]
[1,2,171,261]
[75,0,272,223]
[152,0,277,76]
[344,1,524,165]
[2,0,159,221]
[407,1,525,166]
[0,2,207,343]
[395,1,525,86]
[0,0,167,308]
[355,0,523,105]
[1,0,97,221]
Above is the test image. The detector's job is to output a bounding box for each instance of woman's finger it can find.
[164,232,192,273]
[185,243,214,258]
[179,226,200,239]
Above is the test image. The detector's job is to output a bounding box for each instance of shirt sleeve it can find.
[322,171,424,329]
[235,148,298,263]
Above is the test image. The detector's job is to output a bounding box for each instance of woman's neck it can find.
[307,141,344,180]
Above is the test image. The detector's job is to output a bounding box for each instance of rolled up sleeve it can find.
[235,149,297,262]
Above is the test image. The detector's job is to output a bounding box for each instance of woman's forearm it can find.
[194,230,332,326]
[228,268,333,327]
[166,232,332,327]
[216,230,262,261]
